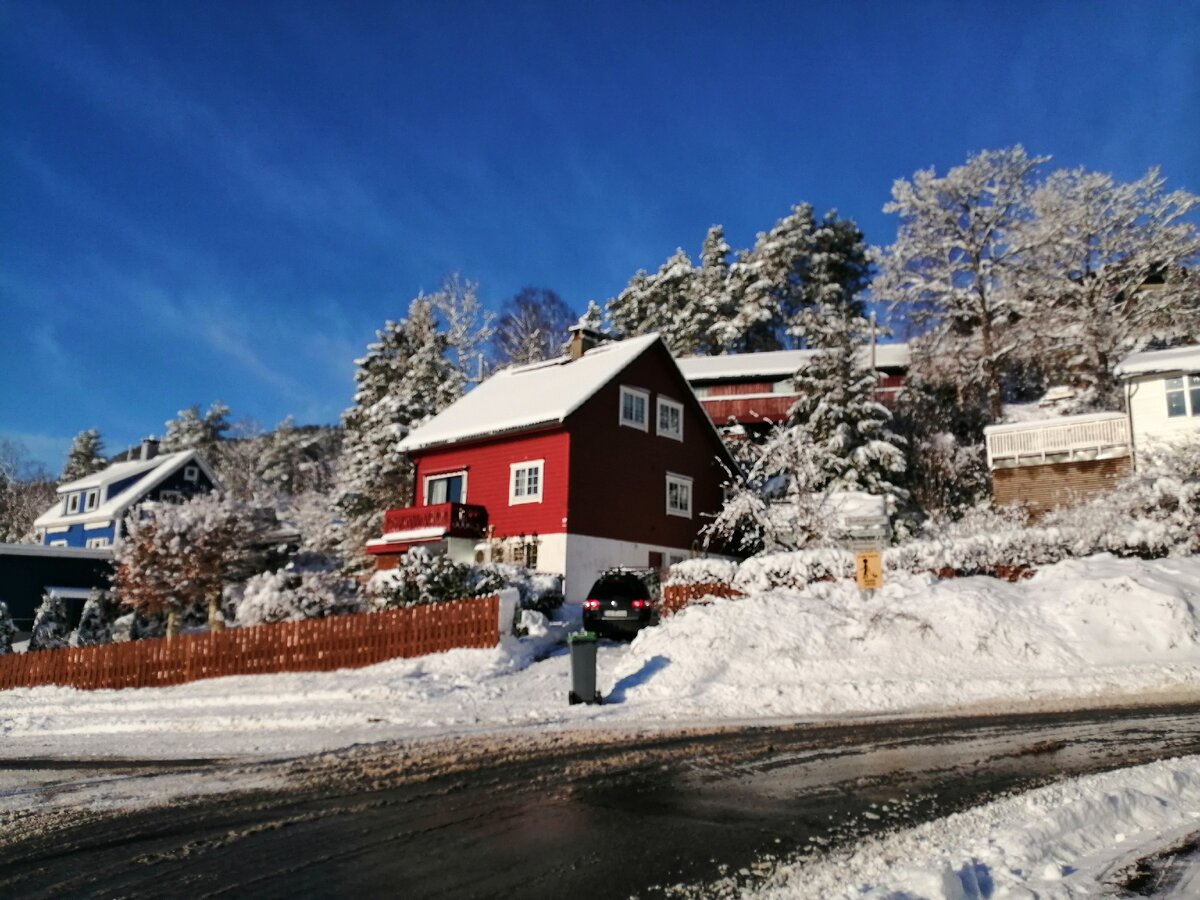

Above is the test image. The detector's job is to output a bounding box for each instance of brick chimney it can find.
[567,324,607,361]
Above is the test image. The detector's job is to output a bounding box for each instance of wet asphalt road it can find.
[4,703,1200,898]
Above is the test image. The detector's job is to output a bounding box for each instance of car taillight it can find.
[583,599,600,610]
[631,599,651,609]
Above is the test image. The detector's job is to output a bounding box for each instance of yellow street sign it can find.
[855,551,883,589]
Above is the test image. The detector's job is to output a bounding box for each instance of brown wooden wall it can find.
[566,341,734,550]
[0,597,499,692]
[992,456,1133,515]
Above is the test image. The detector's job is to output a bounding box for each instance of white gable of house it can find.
[399,334,662,453]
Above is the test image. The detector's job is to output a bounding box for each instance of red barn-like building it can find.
[367,331,736,602]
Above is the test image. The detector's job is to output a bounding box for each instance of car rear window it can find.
[588,575,648,601]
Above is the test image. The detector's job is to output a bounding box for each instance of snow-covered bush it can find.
[477,563,563,615]
[235,557,363,626]
[75,588,120,646]
[28,593,69,651]
[664,558,738,587]
[0,600,15,654]
[733,548,856,593]
[369,548,506,609]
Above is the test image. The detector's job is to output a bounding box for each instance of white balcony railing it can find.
[984,413,1131,469]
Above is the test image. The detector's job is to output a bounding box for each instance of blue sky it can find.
[2,1,1198,472]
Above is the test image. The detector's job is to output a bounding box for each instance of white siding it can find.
[562,533,693,604]
[1128,374,1200,448]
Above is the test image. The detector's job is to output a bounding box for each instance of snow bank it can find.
[611,555,1200,719]
[752,755,1200,899]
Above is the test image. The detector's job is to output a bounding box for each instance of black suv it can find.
[582,571,657,639]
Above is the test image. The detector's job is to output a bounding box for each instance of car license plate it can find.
[603,610,627,618]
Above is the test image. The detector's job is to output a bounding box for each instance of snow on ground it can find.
[747,754,1200,899]
[2,556,1200,763]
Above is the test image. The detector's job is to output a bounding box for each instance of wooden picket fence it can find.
[660,582,744,616]
[0,596,499,692]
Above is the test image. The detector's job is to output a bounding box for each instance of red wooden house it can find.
[677,344,910,436]
[367,330,737,603]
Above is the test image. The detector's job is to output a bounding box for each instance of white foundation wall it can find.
[561,533,691,604]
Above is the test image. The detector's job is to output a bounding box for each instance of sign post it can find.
[855,550,883,590]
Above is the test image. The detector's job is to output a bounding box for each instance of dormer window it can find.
[84,489,99,512]
[184,465,200,483]
[66,493,81,515]
[619,386,649,431]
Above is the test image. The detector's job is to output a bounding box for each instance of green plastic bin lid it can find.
[568,631,599,644]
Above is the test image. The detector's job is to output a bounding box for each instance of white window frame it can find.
[619,386,649,431]
[423,469,468,505]
[183,465,200,483]
[85,537,111,548]
[665,472,693,519]
[66,493,81,515]
[49,539,68,547]
[84,489,99,512]
[509,459,545,505]
[656,396,684,441]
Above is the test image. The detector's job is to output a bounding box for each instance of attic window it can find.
[619,386,649,431]
[66,493,81,515]
[183,465,200,483]
[509,460,544,505]
[657,397,683,441]
[84,489,99,511]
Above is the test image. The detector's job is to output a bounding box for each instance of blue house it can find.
[33,439,221,549]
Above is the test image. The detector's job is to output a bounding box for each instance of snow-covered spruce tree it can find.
[492,286,576,366]
[607,249,707,354]
[161,401,232,455]
[61,429,106,482]
[28,593,69,651]
[1021,166,1200,408]
[75,588,120,646]
[873,146,1049,422]
[576,299,608,332]
[113,493,254,636]
[337,280,487,568]
[784,328,908,514]
[0,600,15,654]
[257,418,342,497]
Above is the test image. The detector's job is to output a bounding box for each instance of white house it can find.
[1114,344,1200,450]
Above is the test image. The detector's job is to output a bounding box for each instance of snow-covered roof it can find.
[983,411,1126,436]
[1114,344,1200,378]
[398,334,663,453]
[33,449,219,530]
[676,343,910,382]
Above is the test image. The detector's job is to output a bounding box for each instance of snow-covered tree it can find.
[608,249,704,354]
[0,439,56,543]
[161,402,232,453]
[1021,166,1200,407]
[786,330,908,509]
[257,419,342,496]
[337,284,482,566]
[429,273,494,383]
[28,593,69,651]
[113,493,254,636]
[75,588,120,647]
[874,146,1049,421]
[492,287,576,365]
[61,429,106,482]
[577,299,608,332]
[0,600,15,654]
